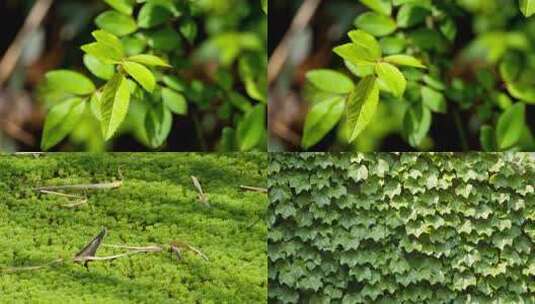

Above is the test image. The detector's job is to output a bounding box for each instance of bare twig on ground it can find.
[191,176,210,206]
[0,0,54,86]
[239,185,268,193]
[35,181,123,192]
[60,199,89,208]
[268,0,322,84]
[38,190,84,199]
[1,231,208,273]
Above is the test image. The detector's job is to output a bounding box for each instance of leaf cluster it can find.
[302,0,535,151]
[269,152,535,303]
[39,0,267,151]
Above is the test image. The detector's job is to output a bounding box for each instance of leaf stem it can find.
[452,108,469,151]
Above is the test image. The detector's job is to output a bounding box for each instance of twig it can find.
[39,190,85,199]
[0,0,54,87]
[35,181,123,192]
[191,176,209,206]
[79,248,162,262]
[239,185,268,193]
[1,258,64,273]
[60,199,89,208]
[184,244,209,261]
[268,0,322,84]
[246,216,263,229]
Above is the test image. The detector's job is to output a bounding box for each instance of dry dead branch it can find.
[239,185,268,193]
[35,181,123,192]
[191,176,210,206]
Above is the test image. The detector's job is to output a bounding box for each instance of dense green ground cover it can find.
[0,153,267,303]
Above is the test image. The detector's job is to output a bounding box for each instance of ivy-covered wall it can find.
[268,153,535,303]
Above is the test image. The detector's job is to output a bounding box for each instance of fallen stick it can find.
[191,176,209,206]
[239,185,268,193]
[60,199,89,208]
[35,181,123,192]
[1,258,64,273]
[39,190,85,199]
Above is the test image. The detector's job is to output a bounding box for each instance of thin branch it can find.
[0,0,54,87]
[79,248,162,262]
[239,185,268,193]
[0,258,64,273]
[60,199,89,208]
[268,0,322,84]
[191,176,209,206]
[35,181,123,192]
[184,244,209,261]
[39,190,85,199]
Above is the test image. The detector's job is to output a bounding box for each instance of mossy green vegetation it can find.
[0,153,267,303]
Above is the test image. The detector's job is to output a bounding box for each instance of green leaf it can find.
[301,97,345,149]
[41,98,86,150]
[305,70,354,94]
[127,54,170,67]
[397,4,429,28]
[238,104,266,151]
[345,76,380,142]
[100,74,131,140]
[375,62,406,97]
[403,103,431,147]
[384,55,426,68]
[145,102,172,148]
[520,0,535,17]
[163,75,186,92]
[162,88,187,115]
[347,30,382,60]
[104,0,135,15]
[83,54,115,80]
[92,30,125,58]
[122,61,156,92]
[44,70,95,96]
[496,103,525,150]
[81,43,121,64]
[261,0,268,14]
[499,52,522,83]
[146,27,182,52]
[95,10,137,36]
[360,0,392,15]
[138,3,174,28]
[421,86,446,113]
[480,125,496,152]
[333,44,377,66]
[179,18,198,44]
[354,12,397,36]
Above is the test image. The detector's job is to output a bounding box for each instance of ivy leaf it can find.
[520,0,535,17]
[162,88,188,115]
[44,70,95,96]
[238,104,266,151]
[360,0,392,15]
[384,55,426,68]
[375,62,406,97]
[354,12,397,36]
[95,10,137,36]
[345,76,379,142]
[103,0,135,15]
[301,97,345,149]
[122,61,156,92]
[179,18,198,44]
[41,98,86,150]
[496,103,525,150]
[127,54,170,67]
[100,74,131,140]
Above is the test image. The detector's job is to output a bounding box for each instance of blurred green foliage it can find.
[301,0,535,151]
[38,0,267,151]
[0,153,267,303]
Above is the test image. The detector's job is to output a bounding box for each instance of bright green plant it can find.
[39,0,267,151]
[302,0,535,151]
[269,152,535,303]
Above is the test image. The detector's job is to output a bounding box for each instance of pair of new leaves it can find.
[302,30,425,149]
[41,30,185,150]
